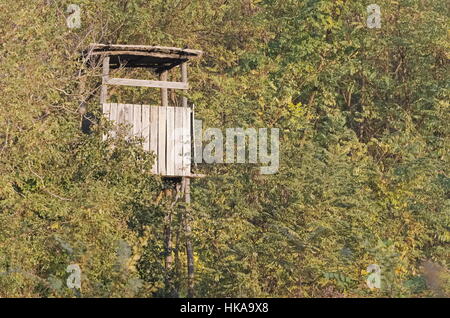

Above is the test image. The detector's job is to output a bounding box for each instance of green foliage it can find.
[0,0,448,297]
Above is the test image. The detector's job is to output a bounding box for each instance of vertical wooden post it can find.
[181,61,194,297]
[100,56,110,104]
[78,68,87,129]
[160,70,169,106]
[78,69,86,114]
[184,177,194,297]
[181,63,188,108]
[164,187,176,296]
[164,193,173,266]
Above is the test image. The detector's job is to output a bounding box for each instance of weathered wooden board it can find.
[158,106,167,175]
[183,107,192,176]
[166,107,175,176]
[174,107,184,176]
[157,107,167,175]
[133,104,141,137]
[109,103,118,138]
[141,105,150,152]
[150,106,158,174]
[125,104,133,138]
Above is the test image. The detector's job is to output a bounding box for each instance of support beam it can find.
[106,78,188,90]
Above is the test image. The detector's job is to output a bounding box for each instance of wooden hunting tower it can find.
[85,43,203,177]
[82,43,202,296]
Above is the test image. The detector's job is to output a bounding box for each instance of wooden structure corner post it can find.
[160,70,169,107]
[183,177,194,297]
[181,61,194,296]
[181,62,188,108]
[100,56,110,104]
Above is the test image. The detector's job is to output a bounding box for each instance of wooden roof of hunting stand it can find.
[86,43,203,72]
[86,43,203,178]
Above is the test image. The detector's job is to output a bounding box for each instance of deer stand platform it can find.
[85,43,203,296]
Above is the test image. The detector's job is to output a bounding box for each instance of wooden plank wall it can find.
[102,103,191,177]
